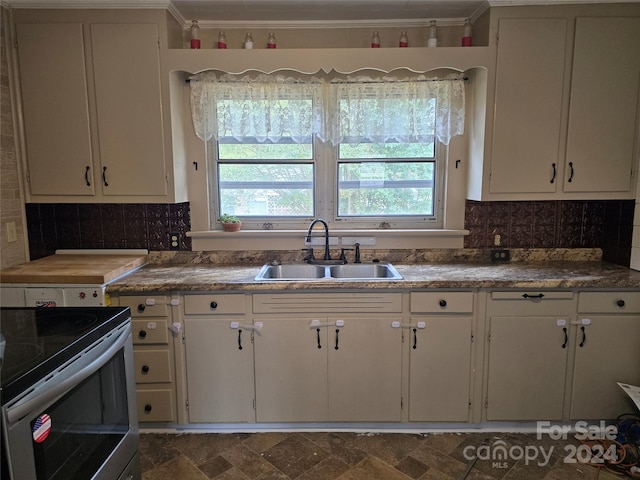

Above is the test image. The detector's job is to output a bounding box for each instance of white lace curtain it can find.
[189,71,465,146]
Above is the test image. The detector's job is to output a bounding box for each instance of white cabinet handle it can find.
[309,319,345,328]
[230,321,262,332]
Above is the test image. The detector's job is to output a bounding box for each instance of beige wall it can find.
[1,7,27,268]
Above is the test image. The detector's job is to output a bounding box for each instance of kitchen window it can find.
[188,71,465,231]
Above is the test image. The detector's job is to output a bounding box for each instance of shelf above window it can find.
[166,47,494,75]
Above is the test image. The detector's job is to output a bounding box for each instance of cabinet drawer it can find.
[136,388,175,422]
[132,319,168,345]
[578,292,640,313]
[488,291,575,316]
[410,292,474,313]
[184,294,246,315]
[117,295,168,317]
[253,293,402,313]
[134,349,172,383]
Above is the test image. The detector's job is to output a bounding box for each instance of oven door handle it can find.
[6,323,132,426]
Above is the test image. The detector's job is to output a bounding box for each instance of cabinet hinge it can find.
[401,397,404,410]
[251,332,255,344]
[14,36,18,49]
[401,331,405,343]
[484,397,488,409]
[26,171,31,183]
[495,32,499,46]
[487,330,491,342]
[186,400,190,410]
[471,330,475,343]
[469,400,472,410]
[253,398,256,410]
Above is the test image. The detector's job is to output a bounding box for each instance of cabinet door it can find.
[90,23,167,197]
[486,316,569,420]
[490,18,568,194]
[409,316,472,422]
[254,318,328,422]
[571,315,640,420]
[328,317,402,422]
[16,23,95,196]
[184,318,255,423]
[564,17,640,194]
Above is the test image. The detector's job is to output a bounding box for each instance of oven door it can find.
[2,322,139,480]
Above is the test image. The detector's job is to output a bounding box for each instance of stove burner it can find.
[37,313,99,337]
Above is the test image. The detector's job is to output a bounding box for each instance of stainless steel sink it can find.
[254,262,402,281]
[329,263,403,279]
[254,264,326,280]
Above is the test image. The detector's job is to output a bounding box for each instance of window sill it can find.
[188,228,468,251]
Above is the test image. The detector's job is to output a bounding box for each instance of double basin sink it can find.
[255,262,403,281]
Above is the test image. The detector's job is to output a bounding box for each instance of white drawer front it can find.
[578,291,640,313]
[136,388,175,422]
[184,293,246,315]
[410,292,474,313]
[117,295,168,317]
[134,349,173,383]
[253,293,402,313]
[488,291,575,316]
[132,319,169,345]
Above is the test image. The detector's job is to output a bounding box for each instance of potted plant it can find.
[218,213,242,232]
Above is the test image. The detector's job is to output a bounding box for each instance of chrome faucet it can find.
[305,219,331,261]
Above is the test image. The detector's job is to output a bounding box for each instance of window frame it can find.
[207,74,451,231]
[210,136,445,230]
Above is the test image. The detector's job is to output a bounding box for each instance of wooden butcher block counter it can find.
[0,252,148,285]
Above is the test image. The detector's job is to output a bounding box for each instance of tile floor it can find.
[140,431,631,479]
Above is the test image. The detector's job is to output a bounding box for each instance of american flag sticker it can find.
[32,414,52,443]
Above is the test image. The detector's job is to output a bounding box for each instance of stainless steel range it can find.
[0,307,140,480]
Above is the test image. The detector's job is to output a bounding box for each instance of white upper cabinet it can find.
[13,11,188,203]
[564,17,640,194]
[470,9,640,201]
[489,18,568,195]
[16,23,95,196]
[90,23,167,198]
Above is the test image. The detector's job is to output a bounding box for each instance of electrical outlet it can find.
[491,249,510,262]
[169,232,180,251]
[6,222,17,243]
[494,234,501,246]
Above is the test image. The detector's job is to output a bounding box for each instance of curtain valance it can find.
[189,71,465,146]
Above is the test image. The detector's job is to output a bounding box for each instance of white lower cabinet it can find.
[171,287,640,426]
[485,290,640,422]
[182,293,254,423]
[253,316,327,422]
[252,293,403,423]
[486,315,570,421]
[570,292,640,420]
[254,316,402,422]
[408,292,474,422]
[113,294,177,423]
[485,291,576,421]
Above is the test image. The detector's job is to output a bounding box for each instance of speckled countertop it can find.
[107,249,640,292]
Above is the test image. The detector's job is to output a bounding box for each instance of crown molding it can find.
[6,0,637,30]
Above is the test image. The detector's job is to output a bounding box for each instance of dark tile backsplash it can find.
[465,199,634,266]
[26,202,191,260]
[25,200,633,266]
